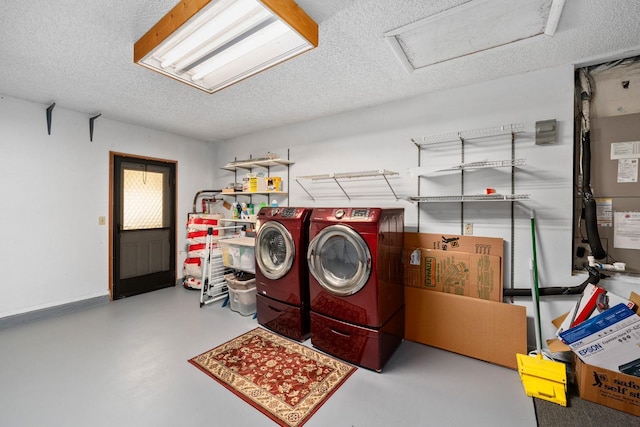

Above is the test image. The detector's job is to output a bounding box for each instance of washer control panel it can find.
[281,207,297,218]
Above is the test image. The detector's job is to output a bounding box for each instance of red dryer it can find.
[307,207,404,371]
[254,206,312,341]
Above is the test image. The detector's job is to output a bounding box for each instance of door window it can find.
[123,169,164,230]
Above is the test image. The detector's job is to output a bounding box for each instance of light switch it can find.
[99,216,106,225]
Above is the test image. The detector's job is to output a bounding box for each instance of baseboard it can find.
[0,295,110,329]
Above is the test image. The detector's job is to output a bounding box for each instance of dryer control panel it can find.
[334,208,372,220]
[350,208,371,219]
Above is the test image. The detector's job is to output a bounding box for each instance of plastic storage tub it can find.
[227,277,257,316]
[220,237,255,273]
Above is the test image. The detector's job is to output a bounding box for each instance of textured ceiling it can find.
[1,0,639,143]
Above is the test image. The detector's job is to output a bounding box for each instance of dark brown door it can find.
[112,154,176,299]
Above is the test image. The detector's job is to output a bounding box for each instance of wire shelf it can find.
[296,169,398,180]
[435,159,526,172]
[409,194,530,203]
[296,169,400,200]
[411,123,525,146]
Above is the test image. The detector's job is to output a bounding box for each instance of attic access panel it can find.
[384,0,559,72]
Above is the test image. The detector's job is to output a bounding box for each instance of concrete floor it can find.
[0,286,537,426]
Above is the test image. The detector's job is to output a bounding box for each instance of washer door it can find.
[307,224,371,296]
[255,221,295,280]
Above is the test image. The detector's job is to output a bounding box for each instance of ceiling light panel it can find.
[134,0,318,93]
[384,0,564,72]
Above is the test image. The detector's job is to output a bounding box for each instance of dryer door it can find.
[255,221,295,280]
[307,224,371,296]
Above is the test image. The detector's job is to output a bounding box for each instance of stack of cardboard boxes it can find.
[549,286,640,416]
[403,232,527,370]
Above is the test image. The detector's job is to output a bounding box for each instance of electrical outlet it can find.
[98,216,106,225]
[464,223,473,235]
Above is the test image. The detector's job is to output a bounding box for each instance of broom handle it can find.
[530,213,543,353]
[530,260,543,354]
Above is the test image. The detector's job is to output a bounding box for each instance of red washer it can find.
[307,207,404,371]
[254,207,312,341]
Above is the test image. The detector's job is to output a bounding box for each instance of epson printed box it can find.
[555,284,636,338]
[559,303,640,351]
[573,321,640,373]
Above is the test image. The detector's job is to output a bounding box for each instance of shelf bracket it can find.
[381,173,399,200]
[89,114,101,142]
[46,103,55,135]
[332,175,351,200]
[295,179,315,201]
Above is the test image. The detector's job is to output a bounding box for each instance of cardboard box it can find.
[574,355,640,416]
[559,303,640,350]
[404,232,503,301]
[548,291,640,353]
[573,321,640,372]
[404,286,526,370]
[404,232,504,256]
[555,284,636,338]
[405,248,502,301]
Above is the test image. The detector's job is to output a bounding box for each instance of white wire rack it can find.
[296,169,399,200]
[409,194,530,203]
[411,123,526,146]
[435,159,526,172]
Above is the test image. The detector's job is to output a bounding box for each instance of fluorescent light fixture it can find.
[134,0,318,93]
[384,0,564,73]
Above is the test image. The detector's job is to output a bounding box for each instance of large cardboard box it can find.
[574,355,640,416]
[404,286,526,370]
[404,233,503,302]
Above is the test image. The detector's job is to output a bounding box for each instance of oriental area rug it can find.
[188,327,357,427]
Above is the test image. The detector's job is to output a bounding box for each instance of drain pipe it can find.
[503,266,601,297]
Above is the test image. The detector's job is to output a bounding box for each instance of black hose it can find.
[581,130,607,260]
[582,130,592,188]
[584,198,606,259]
[503,266,600,297]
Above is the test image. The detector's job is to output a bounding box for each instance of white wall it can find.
[213,65,640,347]
[4,64,639,347]
[0,95,213,317]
